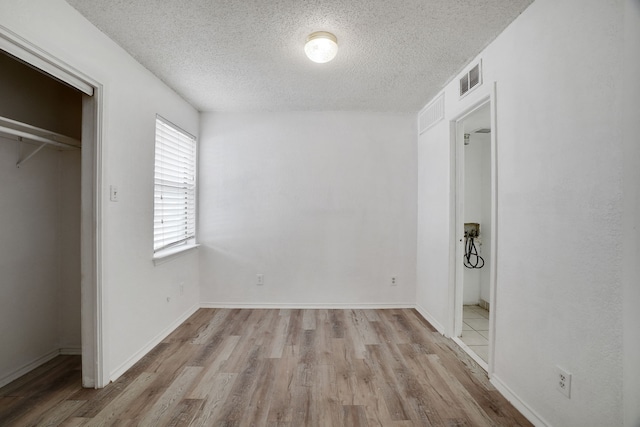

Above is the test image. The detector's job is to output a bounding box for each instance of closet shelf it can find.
[0,116,80,149]
[0,116,80,167]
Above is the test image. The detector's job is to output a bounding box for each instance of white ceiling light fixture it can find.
[304,31,338,63]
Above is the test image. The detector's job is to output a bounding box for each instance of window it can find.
[153,115,197,255]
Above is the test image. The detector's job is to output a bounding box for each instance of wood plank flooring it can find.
[0,309,532,426]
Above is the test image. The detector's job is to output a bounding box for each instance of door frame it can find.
[448,82,499,375]
[0,25,106,387]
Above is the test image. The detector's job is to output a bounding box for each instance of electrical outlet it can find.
[257,274,264,286]
[391,276,397,286]
[556,366,572,398]
[110,185,119,202]
[464,222,480,238]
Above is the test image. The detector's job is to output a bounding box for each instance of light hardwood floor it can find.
[0,309,532,426]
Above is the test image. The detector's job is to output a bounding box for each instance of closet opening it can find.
[0,32,104,388]
[458,104,491,366]
[449,87,498,375]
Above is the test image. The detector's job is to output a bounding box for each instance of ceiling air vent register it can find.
[460,61,482,97]
[419,93,445,134]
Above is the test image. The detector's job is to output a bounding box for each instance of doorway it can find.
[450,93,497,373]
[0,26,104,388]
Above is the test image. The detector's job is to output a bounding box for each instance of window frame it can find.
[152,115,198,261]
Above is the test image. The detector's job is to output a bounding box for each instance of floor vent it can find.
[460,61,482,97]
[419,93,445,134]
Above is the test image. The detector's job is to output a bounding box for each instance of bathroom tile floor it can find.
[461,305,490,363]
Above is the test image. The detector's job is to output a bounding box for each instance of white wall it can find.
[0,0,200,382]
[462,137,480,304]
[479,133,491,304]
[415,120,451,332]
[2,2,636,422]
[199,112,417,306]
[0,138,71,385]
[462,133,491,305]
[417,0,626,425]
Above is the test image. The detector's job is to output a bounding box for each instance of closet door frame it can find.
[0,25,106,388]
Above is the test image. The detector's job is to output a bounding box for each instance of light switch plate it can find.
[110,185,119,202]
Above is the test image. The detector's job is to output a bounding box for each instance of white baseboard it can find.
[0,348,60,388]
[199,302,415,310]
[59,347,82,355]
[109,303,199,382]
[412,306,546,427]
[414,303,447,335]
[491,374,550,427]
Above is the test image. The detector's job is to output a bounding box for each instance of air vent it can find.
[419,93,445,134]
[459,61,482,97]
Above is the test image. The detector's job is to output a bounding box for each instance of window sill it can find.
[153,243,200,266]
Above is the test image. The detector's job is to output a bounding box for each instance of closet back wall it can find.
[0,52,81,386]
[199,112,417,306]
[0,52,81,138]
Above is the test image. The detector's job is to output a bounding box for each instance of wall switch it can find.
[257,274,264,286]
[110,185,119,202]
[556,366,572,398]
[391,276,397,286]
[179,283,184,295]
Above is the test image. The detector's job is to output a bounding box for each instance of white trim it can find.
[487,82,499,377]
[91,90,106,388]
[491,374,550,427]
[59,347,83,355]
[451,117,464,339]
[153,243,199,265]
[0,25,93,95]
[450,89,499,376]
[447,119,458,338]
[199,302,415,310]
[80,89,105,388]
[0,349,64,388]
[414,303,447,336]
[108,303,199,381]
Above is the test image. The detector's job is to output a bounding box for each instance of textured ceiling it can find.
[65,0,532,112]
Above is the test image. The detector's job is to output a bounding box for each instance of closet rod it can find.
[0,124,79,150]
[0,117,81,167]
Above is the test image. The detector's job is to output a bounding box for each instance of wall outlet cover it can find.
[556,366,572,398]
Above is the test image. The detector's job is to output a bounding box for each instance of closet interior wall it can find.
[462,131,491,306]
[0,51,82,386]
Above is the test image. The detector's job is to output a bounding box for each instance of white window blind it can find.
[154,116,197,253]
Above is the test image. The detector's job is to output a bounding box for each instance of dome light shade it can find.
[304,31,338,63]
